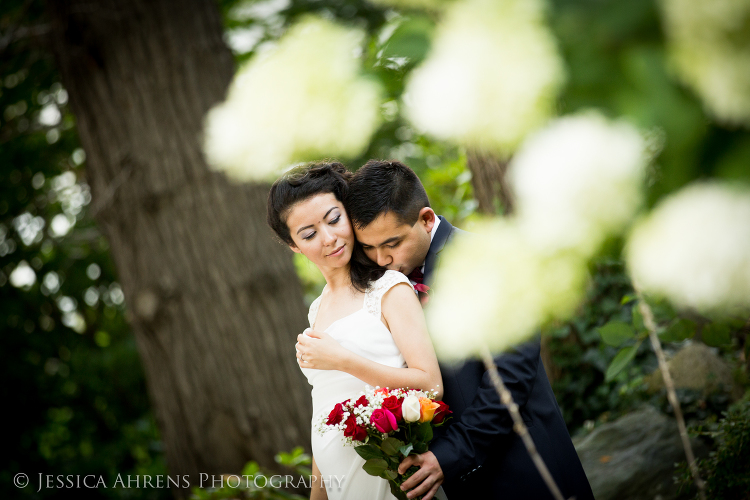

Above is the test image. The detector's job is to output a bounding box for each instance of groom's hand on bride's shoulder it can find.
[398,451,444,500]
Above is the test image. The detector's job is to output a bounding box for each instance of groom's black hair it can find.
[266,161,385,292]
[346,160,430,229]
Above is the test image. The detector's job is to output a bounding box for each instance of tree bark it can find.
[465,149,514,216]
[46,0,311,496]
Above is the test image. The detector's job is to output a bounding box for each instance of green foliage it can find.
[546,257,746,434]
[677,396,750,500]
[190,448,311,500]
[545,259,653,431]
[1,2,168,499]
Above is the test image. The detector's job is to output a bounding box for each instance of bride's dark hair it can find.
[266,161,385,292]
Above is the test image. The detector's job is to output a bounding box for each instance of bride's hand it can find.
[296,330,350,371]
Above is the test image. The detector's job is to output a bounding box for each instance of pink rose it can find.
[370,408,399,433]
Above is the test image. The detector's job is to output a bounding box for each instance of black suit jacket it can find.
[425,216,593,500]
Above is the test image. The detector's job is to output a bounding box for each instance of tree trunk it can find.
[46,0,311,495]
[465,149,514,216]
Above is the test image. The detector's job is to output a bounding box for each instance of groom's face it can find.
[354,208,435,275]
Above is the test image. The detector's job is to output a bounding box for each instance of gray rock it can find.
[574,406,706,500]
[645,342,739,398]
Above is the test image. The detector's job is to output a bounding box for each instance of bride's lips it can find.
[327,245,345,257]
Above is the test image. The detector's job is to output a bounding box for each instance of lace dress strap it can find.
[308,294,323,329]
[364,270,415,318]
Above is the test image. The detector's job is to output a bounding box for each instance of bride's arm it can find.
[297,283,443,398]
[310,457,328,500]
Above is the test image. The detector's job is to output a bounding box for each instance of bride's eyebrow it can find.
[295,207,338,235]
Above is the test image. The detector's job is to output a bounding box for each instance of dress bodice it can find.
[300,270,414,421]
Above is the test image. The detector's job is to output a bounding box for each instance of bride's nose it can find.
[321,226,337,246]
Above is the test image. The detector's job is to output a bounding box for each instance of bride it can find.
[266,162,443,500]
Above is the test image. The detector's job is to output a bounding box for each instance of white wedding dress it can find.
[300,270,412,500]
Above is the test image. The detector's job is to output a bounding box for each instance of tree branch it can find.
[635,291,706,500]
[480,346,567,500]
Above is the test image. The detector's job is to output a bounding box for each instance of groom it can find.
[346,160,594,500]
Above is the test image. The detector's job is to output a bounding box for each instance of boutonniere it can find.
[414,283,430,305]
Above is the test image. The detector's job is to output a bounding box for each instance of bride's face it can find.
[286,192,354,270]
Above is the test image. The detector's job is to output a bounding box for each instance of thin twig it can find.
[480,346,567,500]
[635,292,706,500]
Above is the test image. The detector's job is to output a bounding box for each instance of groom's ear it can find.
[418,207,436,233]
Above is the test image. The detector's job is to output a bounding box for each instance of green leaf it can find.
[382,469,398,481]
[241,461,260,477]
[355,444,386,461]
[598,321,636,347]
[363,458,389,477]
[703,322,731,346]
[605,342,640,382]
[415,422,433,442]
[399,443,414,457]
[381,17,434,64]
[660,318,697,343]
[621,294,636,305]
[414,442,428,454]
[381,437,404,456]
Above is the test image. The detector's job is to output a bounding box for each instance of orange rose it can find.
[418,397,440,423]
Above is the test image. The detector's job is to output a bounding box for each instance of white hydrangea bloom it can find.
[508,113,647,257]
[426,220,588,361]
[626,182,750,314]
[404,0,565,156]
[660,0,750,127]
[203,16,383,182]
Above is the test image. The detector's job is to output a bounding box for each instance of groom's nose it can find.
[375,248,392,267]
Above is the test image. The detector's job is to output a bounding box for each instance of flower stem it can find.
[480,346,566,500]
[636,292,706,500]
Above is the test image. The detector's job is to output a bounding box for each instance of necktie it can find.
[407,267,424,285]
[406,267,430,304]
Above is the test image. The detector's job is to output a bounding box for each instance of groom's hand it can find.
[398,451,444,500]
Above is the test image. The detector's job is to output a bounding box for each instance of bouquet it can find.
[317,386,451,500]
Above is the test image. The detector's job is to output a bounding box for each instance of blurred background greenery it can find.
[2,0,748,499]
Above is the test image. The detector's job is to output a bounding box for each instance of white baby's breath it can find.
[626,182,750,314]
[404,0,565,156]
[203,16,383,182]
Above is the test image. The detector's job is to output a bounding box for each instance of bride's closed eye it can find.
[301,215,341,240]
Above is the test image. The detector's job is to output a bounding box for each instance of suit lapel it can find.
[424,215,454,286]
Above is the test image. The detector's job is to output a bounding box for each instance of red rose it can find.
[326,403,345,425]
[343,415,367,442]
[432,401,452,424]
[382,395,403,422]
[370,408,399,433]
[354,395,369,408]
